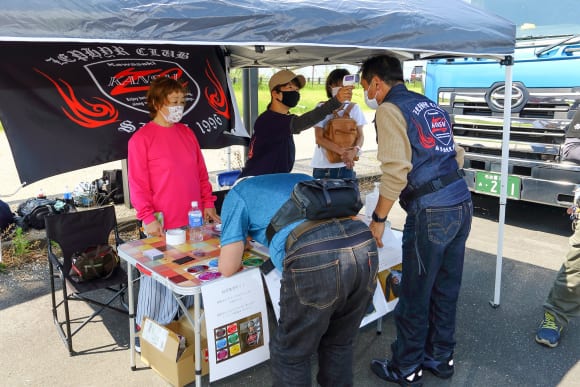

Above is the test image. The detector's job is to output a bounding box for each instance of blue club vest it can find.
[379,84,470,213]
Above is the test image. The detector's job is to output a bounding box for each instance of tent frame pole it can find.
[242,68,259,161]
[490,55,514,308]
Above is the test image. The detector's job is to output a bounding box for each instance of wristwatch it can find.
[372,211,388,223]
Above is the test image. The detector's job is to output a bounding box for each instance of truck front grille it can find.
[448,87,578,162]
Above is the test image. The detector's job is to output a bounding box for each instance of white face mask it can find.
[161,105,184,123]
[331,87,341,97]
[364,90,380,110]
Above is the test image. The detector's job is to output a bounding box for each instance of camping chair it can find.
[45,205,128,355]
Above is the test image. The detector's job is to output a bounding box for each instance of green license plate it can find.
[475,171,521,199]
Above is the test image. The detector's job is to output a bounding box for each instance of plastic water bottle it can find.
[365,182,380,219]
[188,201,204,242]
[63,185,73,205]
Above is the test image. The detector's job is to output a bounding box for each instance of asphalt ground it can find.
[2,152,580,386]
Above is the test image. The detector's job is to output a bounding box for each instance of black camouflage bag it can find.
[15,198,74,230]
[0,199,15,232]
[70,244,119,282]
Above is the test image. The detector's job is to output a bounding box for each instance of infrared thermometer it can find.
[342,74,360,86]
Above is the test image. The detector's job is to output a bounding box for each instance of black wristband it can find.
[372,211,387,223]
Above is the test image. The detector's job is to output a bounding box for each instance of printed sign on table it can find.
[202,268,269,382]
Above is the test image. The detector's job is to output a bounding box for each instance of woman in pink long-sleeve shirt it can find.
[129,80,219,234]
[128,77,220,348]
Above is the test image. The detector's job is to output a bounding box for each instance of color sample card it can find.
[213,314,263,363]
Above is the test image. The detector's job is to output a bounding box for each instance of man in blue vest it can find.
[361,54,473,386]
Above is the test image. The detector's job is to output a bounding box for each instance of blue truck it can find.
[424,0,580,207]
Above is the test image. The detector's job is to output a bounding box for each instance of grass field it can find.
[231,81,424,115]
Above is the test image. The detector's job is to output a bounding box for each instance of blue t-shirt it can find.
[219,173,313,271]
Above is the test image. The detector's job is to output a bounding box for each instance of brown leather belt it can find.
[285,216,354,251]
[260,216,360,275]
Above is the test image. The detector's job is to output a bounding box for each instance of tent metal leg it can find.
[491,57,514,308]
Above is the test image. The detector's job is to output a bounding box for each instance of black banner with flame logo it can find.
[0,42,247,184]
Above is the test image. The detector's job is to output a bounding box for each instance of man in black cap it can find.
[238,69,352,178]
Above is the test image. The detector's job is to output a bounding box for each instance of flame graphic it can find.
[204,59,230,120]
[412,117,435,148]
[34,68,118,128]
[247,137,256,159]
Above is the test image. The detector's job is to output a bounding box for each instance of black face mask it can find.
[278,90,300,108]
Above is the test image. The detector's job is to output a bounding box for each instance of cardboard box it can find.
[141,315,209,387]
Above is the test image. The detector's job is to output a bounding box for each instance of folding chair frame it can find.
[45,205,128,355]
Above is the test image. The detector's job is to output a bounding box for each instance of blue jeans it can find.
[270,219,378,387]
[312,167,356,179]
[391,199,473,370]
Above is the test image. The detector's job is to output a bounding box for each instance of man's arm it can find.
[218,241,245,277]
[291,97,342,134]
[454,143,465,168]
[291,86,353,133]
[369,103,412,247]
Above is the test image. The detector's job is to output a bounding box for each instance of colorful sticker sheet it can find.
[118,236,267,288]
[213,313,264,363]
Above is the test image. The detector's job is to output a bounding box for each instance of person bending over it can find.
[218,173,378,386]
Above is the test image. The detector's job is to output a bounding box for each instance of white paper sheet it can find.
[202,268,270,382]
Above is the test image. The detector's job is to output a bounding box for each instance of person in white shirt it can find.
[310,69,366,179]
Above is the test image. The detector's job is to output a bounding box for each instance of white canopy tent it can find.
[0,0,515,306]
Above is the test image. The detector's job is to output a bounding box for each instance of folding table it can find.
[117,233,266,386]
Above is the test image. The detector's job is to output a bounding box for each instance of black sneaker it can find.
[422,353,454,379]
[370,358,423,386]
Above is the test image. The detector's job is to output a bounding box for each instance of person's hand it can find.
[369,221,385,248]
[144,220,164,237]
[341,147,357,169]
[245,236,254,251]
[204,207,221,224]
[335,86,353,103]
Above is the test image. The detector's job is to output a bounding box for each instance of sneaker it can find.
[422,353,454,379]
[535,311,562,348]
[370,358,423,386]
